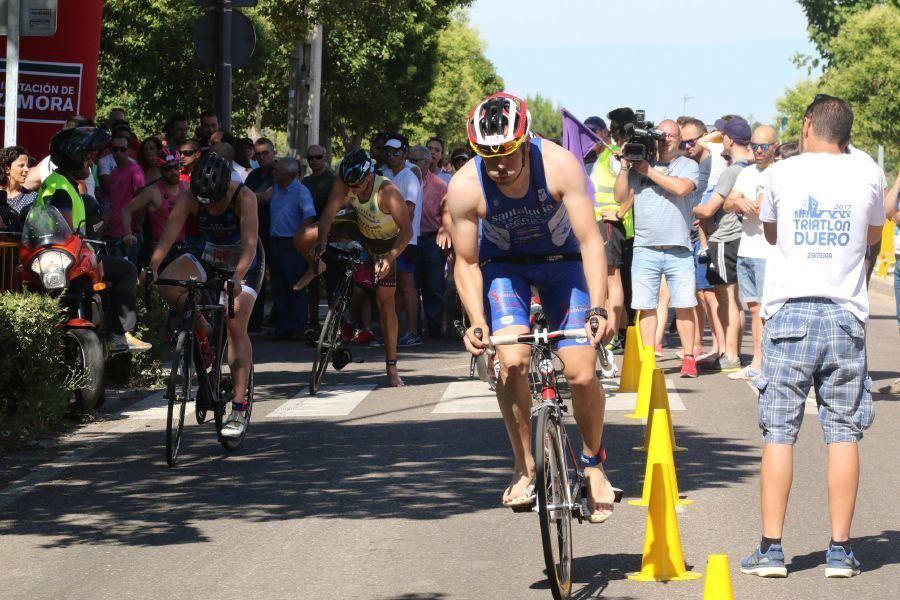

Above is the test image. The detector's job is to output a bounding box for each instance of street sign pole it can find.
[216,0,232,131]
[4,0,20,145]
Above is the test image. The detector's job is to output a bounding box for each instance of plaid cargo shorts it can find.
[754,298,874,445]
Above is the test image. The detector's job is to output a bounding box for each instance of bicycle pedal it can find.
[511,503,536,514]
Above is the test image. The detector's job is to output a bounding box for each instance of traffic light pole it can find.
[216,0,232,131]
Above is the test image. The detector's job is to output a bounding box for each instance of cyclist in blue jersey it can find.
[448,92,618,522]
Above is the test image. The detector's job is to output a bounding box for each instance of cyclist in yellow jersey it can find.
[294,149,413,386]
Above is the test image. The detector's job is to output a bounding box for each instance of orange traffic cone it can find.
[618,325,642,392]
[627,463,702,582]
[625,346,656,419]
[633,368,687,453]
[703,554,735,599]
[629,408,692,507]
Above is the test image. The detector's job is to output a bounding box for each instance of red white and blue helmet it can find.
[466,92,532,158]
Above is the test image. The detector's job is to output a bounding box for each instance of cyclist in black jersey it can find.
[150,152,263,438]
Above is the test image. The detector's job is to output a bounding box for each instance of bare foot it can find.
[386,365,405,387]
[584,464,616,522]
[502,470,535,505]
[293,261,327,291]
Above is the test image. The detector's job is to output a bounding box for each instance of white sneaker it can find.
[220,409,247,438]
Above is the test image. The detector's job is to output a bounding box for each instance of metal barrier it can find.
[0,240,21,292]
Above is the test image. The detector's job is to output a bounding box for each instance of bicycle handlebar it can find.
[486,328,588,347]
[143,268,236,318]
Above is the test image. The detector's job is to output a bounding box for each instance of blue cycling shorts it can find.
[483,260,590,348]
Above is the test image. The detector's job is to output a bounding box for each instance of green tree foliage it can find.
[796,0,899,67]
[98,1,479,148]
[526,94,561,141]
[825,4,900,168]
[98,1,286,136]
[775,78,820,141]
[779,5,899,170]
[401,12,503,150]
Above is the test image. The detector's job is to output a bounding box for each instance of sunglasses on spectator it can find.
[679,137,700,150]
[307,154,324,160]
[180,149,198,157]
[112,146,129,153]
[384,148,404,157]
[750,143,774,152]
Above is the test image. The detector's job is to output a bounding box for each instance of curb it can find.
[870,273,894,300]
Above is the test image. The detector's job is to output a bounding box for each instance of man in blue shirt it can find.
[269,157,316,339]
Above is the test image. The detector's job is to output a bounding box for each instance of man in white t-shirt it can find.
[382,133,424,346]
[724,125,778,380]
[740,95,885,580]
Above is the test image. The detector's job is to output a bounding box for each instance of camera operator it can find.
[614,118,700,377]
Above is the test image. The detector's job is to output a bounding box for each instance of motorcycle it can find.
[19,203,110,411]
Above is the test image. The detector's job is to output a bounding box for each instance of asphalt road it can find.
[1,289,898,600]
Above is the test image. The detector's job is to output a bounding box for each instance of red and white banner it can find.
[1,0,103,158]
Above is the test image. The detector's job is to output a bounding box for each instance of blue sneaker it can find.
[825,544,860,578]
[740,543,787,577]
[398,333,423,347]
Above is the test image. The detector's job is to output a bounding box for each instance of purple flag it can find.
[561,107,601,198]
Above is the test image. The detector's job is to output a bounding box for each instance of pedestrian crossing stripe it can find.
[120,391,170,419]
[432,378,686,414]
[264,384,375,418]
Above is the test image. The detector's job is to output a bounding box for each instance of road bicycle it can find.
[479,319,621,600]
[309,244,363,395]
[146,270,253,466]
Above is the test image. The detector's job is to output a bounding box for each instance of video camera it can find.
[621,110,666,162]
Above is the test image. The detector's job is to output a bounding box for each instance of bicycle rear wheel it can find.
[215,339,255,451]
[166,331,191,467]
[310,302,343,395]
[535,404,573,600]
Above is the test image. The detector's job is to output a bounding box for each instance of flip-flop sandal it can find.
[503,481,536,509]
[587,487,624,523]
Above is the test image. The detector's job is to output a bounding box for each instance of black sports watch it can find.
[586,307,609,320]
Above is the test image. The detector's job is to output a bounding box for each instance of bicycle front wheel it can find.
[166,331,191,467]
[535,404,573,600]
[310,303,343,395]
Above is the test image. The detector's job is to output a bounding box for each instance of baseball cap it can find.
[716,116,751,144]
[584,116,608,131]
[384,133,409,151]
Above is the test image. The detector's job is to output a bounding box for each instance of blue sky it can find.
[467,0,819,126]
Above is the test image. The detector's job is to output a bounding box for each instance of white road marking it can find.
[264,385,375,418]
[119,391,174,419]
[432,381,500,413]
[432,378,686,414]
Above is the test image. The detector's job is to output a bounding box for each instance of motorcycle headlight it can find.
[29,250,73,290]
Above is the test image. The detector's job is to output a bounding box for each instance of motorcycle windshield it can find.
[22,203,74,248]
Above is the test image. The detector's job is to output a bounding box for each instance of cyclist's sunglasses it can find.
[469,136,527,159]
[750,143,774,152]
[180,149,198,157]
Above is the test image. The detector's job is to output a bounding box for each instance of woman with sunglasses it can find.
[448,92,618,521]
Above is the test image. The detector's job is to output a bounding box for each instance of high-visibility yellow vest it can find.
[35,172,86,235]
[590,146,634,239]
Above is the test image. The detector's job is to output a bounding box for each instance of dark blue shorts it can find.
[483,260,590,348]
[396,244,417,273]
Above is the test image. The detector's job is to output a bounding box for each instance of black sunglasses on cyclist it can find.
[180,149,198,157]
[750,143,774,152]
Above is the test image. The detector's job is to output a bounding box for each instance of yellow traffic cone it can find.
[618,325,642,392]
[627,463,702,582]
[625,346,656,419]
[703,554,734,599]
[629,408,692,507]
[633,368,687,453]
